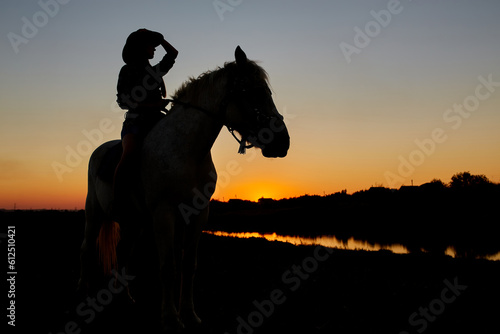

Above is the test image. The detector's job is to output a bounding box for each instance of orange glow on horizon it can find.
[213,180,304,202]
[2,157,499,210]
[0,172,86,210]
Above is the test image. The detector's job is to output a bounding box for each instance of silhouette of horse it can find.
[79,46,289,332]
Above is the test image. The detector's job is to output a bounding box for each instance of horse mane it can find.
[172,59,270,105]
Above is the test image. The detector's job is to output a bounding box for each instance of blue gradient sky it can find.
[1,0,499,209]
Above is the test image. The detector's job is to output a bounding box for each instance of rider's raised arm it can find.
[157,39,178,74]
[160,39,178,59]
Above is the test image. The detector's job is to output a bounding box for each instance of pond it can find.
[205,231,500,261]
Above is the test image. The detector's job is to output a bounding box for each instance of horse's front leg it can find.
[153,204,184,332]
[179,206,206,327]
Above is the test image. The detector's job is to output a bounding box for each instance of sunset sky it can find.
[1,0,499,209]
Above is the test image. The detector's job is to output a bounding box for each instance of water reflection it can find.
[206,231,409,254]
[445,246,500,261]
[206,231,500,261]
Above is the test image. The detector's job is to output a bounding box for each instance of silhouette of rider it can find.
[113,29,178,213]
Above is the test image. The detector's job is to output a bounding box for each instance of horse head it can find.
[224,46,290,158]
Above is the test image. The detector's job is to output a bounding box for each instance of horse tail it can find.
[97,220,120,275]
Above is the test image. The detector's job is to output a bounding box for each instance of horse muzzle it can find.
[258,118,290,158]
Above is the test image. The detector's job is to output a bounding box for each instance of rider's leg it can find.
[112,132,140,213]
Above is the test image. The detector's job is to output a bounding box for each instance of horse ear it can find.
[235,46,247,66]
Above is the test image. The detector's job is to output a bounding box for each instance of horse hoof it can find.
[162,316,185,334]
[181,312,202,329]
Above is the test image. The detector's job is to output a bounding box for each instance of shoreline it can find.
[204,230,500,261]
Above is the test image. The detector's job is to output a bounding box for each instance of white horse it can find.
[79,46,290,332]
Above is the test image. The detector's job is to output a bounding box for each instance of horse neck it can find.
[173,73,228,159]
[150,69,229,162]
[181,105,223,161]
[182,70,228,119]
[160,97,224,165]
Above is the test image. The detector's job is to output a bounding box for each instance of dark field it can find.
[1,202,499,334]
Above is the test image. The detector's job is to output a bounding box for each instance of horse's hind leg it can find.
[79,181,106,293]
[152,203,184,333]
[116,215,142,302]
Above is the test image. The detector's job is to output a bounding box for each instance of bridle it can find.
[164,74,280,154]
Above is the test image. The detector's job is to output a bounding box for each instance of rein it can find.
[229,128,254,154]
[164,98,253,154]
